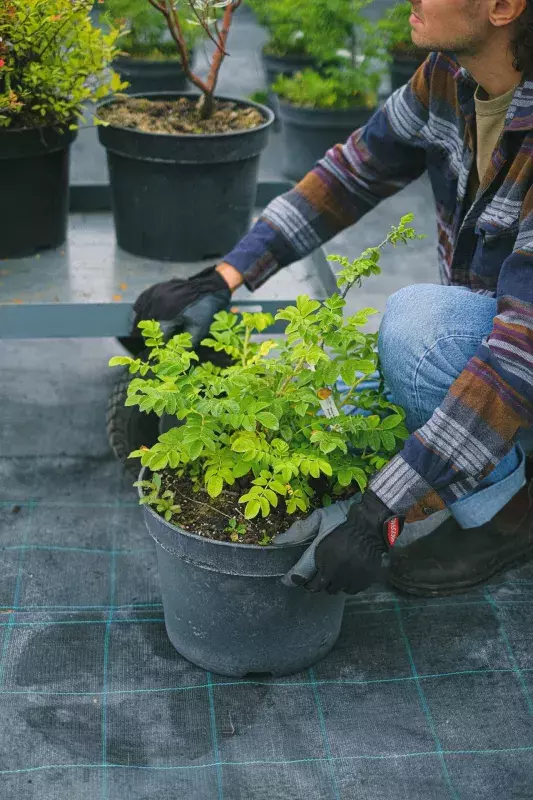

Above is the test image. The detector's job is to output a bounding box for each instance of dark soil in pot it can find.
[140,469,348,677]
[276,101,376,182]
[97,92,274,261]
[99,94,265,134]
[0,126,76,259]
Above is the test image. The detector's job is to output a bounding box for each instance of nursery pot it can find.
[389,50,426,92]
[141,477,346,678]
[0,126,77,259]
[112,54,193,96]
[261,49,335,130]
[97,92,274,261]
[277,101,376,182]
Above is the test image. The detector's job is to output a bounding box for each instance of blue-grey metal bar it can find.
[0,301,292,339]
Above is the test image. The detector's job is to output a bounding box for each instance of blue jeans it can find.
[338,284,533,529]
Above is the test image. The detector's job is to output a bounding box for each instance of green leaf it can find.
[189,439,203,460]
[256,412,279,430]
[259,497,270,517]
[337,469,352,487]
[109,356,134,366]
[244,499,261,519]
[207,475,223,498]
[381,414,403,430]
[380,431,396,451]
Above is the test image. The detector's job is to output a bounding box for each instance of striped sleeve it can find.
[222,55,436,291]
[369,187,533,523]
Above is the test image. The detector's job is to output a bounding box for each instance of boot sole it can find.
[387,542,533,598]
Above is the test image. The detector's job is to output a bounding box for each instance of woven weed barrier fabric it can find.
[0,340,532,799]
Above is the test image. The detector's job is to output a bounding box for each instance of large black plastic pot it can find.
[98,92,274,261]
[261,49,333,131]
[277,101,376,182]
[112,54,193,95]
[0,126,76,259]
[389,51,426,92]
[141,477,346,677]
[261,50,323,89]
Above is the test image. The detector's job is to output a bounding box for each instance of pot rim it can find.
[96,91,275,140]
[139,467,306,552]
[276,97,378,114]
[0,123,75,135]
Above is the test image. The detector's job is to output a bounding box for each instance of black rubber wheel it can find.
[107,343,234,476]
[106,361,159,478]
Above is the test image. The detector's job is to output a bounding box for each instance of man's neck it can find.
[458,42,522,99]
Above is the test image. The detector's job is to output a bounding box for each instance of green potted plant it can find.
[375,1,426,92]
[109,214,420,677]
[272,59,382,181]
[97,0,274,262]
[0,0,124,259]
[248,0,368,99]
[104,0,203,95]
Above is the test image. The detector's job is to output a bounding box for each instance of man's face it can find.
[409,0,490,56]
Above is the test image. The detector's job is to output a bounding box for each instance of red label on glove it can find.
[386,517,401,547]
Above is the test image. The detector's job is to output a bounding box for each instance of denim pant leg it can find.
[374,283,529,529]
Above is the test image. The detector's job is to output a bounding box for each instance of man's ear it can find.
[489,0,527,28]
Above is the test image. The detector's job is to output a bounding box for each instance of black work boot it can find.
[387,480,533,597]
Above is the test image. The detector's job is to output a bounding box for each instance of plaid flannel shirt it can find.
[223,52,533,524]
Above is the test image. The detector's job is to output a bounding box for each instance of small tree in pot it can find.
[97,0,275,262]
[0,0,124,258]
[110,215,421,677]
[104,0,203,95]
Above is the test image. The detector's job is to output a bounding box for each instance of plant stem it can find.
[171,484,248,521]
[242,326,251,366]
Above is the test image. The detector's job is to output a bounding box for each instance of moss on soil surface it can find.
[99,96,265,135]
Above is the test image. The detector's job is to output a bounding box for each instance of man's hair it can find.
[510,0,533,74]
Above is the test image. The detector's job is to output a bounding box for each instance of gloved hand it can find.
[274,490,404,595]
[119,265,231,355]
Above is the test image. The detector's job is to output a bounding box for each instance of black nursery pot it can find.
[97,92,274,262]
[277,101,376,182]
[140,474,347,678]
[112,54,193,96]
[261,49,335,130]
[389,51,426,92]
[0,126,76,259]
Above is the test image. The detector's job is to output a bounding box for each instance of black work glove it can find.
[274,491,405,595]
[119,265,231,356]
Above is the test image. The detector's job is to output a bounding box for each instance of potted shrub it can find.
[97,0,274,262]
[374,1,426,92]
[104,0,203,95]
[273,61,382,182]
[109,215,420,677]
[247,0,365,97]
[0,0,124,259]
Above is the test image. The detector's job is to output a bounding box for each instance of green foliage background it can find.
[0,0,125,129]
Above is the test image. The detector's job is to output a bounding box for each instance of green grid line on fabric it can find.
[0,597,532,627]
[101,503,119,800]
[0,500,34,689]
[484,588,533,716]
[308,668,342,800]
[0,667,528,697]
[1,745,533,776]
[207,671,224,800]
[0,596,530,614]
[393,600,460,800]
